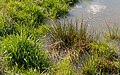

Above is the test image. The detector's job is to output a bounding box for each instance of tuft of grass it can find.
[91,41,117,61]
[39,0,69,18]
[104,22,120,40]
[80,52,120,75]
[95,58,119,74]
[1,34,51,72]
[46,19,94,53]
[0,1,46,28]
[49,56,77,75]
[36,0,79,18]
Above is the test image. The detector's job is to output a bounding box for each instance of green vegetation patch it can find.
[1,34,50,72]
[1,1,45,27]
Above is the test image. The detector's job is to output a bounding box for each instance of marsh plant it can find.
[104,23,120,40]
[47,19,94,52]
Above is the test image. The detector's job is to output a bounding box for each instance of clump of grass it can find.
[0,0,47,37]
[80,53,98,75]
[79,40,120,74]
[49,56,77,75]
[47,19,94,52]
[16,24,49,41]
[80,53,119,75]
[0,1,46,28]
[91,41,117,61]
[1,34,51,72]
[39,0,69,18]
[95,58,119,74]
[35,0,79,18]
[104,23,120,40]
[46,19,95,71]
[0,13,19,36]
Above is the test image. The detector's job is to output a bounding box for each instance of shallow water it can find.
[68,0,120,32]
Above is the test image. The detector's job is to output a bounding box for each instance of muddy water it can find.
[68,0,120,32]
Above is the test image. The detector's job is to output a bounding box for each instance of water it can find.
[68,0,120,32]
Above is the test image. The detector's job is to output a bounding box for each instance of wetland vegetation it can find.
[0,0,120,75]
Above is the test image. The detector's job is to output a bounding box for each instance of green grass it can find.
[0,0,79,36]
[0,0,120,75]
[49,56,77,75]
[0,0,45,27]
[104,25,120,40]
[46,19,93,49]
[45,19,120,75]
[1,34,51,73]
[1,21,120,75]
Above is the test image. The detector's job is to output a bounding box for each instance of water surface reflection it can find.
[68,0,120,32]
